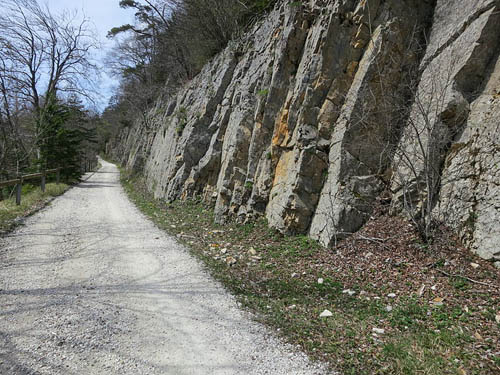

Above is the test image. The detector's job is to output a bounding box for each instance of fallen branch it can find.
[351,235,393,251]
[437,269,499,290]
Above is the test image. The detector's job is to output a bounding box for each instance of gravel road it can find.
[0,159,328,375]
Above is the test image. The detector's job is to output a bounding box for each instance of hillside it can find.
[108,0,500,265]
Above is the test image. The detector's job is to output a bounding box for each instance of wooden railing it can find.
[0,168,61,205]
[0,156,98,205]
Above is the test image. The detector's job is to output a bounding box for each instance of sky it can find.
[45,0,136,111]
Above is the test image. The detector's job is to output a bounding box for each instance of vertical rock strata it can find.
[110,0,500,263]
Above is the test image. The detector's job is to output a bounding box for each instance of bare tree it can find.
[0,0,99,172]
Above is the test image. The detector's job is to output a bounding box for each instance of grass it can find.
[119,169,500,375]
[0,182,69,232]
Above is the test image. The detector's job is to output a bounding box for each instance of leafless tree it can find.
[0,0,99,173]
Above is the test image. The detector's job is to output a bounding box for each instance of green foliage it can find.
[389,297,427,330]
[107,24,134,37]
[176,123,186,136]
[257,88,269,97]
[175,106,188,136]
[37,96,96,180]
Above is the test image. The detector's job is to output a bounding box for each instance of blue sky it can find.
[45,0,135,111]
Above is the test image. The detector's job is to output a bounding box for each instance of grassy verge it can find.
[120,170,499,375]
[0,183,69,233]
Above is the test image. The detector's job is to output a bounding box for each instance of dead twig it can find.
[351,235,393,251]
[437,269,499,290]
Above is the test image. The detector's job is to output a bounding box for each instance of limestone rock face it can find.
[110,0,500,262]
[437,53,500,262]
[391,0,500,261]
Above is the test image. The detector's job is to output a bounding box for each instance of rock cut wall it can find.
[110,0,500,265]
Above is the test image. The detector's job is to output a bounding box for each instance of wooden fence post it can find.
[56,168,60,184]
[15,176,22,205]
[41,168,46,192]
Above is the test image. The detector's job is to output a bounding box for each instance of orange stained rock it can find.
[272,109,290,147]
[272,151,294,189]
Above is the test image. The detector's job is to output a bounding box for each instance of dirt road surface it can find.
[0,160,328,375]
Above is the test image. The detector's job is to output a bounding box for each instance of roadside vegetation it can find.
[120,169,499,375]
[0,183,69,233]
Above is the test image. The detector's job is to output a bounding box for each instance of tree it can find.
[0,0,98,173]
[38,95,97,179]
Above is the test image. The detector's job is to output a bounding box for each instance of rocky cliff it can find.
[109,0,500,265]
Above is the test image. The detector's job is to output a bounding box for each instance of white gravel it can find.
[0,159,329,375]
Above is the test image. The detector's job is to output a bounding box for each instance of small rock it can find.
[288,304,296,310]
[319,309,333,318]
[470,262,479,269]
[291,272,298,278]
[431,297,444,306]
[372,328,385,335]
[225,256,237,266]
[342,289,356,296]
[248,247,257,256]
[387,293,396,298]
[385,305,393,312]
[220,248,227,254]
[317,278,324,284]
[495,313,500,324]
[417,284,425,296]
[431,284,437,291]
